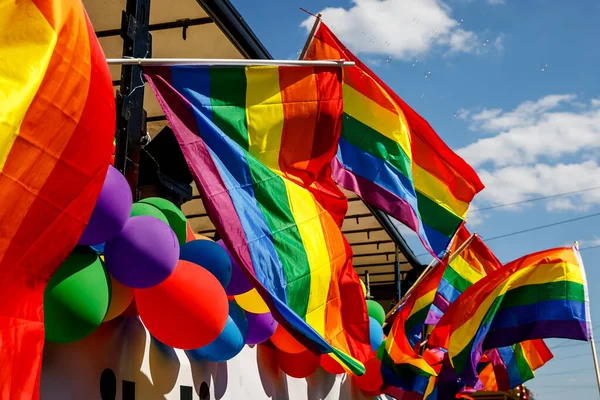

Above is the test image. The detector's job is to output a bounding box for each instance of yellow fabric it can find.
[413,164,470,219]
[0,1,56,170]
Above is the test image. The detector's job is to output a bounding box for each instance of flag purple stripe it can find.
[483,320,588,350]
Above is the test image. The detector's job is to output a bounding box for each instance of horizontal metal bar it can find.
[187,213,209,219]
[106,58,356,67]
[96,17,213,38]
[147,115,167,123]
[342,227,385,235]
[344,212,373,220]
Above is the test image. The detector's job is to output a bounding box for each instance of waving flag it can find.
[428,246,590,386]
[304,21,484,258]
[0,0,115,397]
[145,65,371,373]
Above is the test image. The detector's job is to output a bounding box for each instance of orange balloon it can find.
[277,349,319,379]
[270,324,307,354]
[353,357,383,393]
[136,260,229,349]
[320,354,345,375]
[194,234,213,241]
[121,298,139,316]
[103,275,134,321]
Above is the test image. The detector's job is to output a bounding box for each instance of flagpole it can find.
[105,58,354,67]
[576,240,600,395]
[299,13,322,60]
[383,233,477,325]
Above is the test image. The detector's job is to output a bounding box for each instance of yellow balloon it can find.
[103,275,134,322]
[360,279,367,296]
[234,288,269,314]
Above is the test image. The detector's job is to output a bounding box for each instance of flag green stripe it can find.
[416,191,464,239]
[443,264,473,294]
[513,344,535,382]
[498,281,585,311]
[208,70,312,318]
[341,113,413,181]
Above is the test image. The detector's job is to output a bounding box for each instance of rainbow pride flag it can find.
[426,225,502,324]
[305,22,484,258]
[144,65,371,373]
[478,339,553,391]
[0,0,114,396]
[428,246,590,386]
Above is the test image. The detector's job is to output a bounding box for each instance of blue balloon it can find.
[369,316,384,352]
[188,301,248,362]
[179,240,232,288]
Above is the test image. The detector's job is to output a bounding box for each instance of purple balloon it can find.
[104,216,179,288]
[246,311,278,345]
[216,240,253,296]
[79,166,132,246]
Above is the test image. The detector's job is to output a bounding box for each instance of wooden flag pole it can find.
[383,233,477,326]
[299,13,322,60]
[576,240,600,395]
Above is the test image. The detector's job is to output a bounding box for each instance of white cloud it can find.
[457,97,600,213]
[458,96,600,168]
[578,237,600,248]
[300,0,503,60]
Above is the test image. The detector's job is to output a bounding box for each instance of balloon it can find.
[276,349,320,379]
[194,234,213,241]
[270,324,307,354]
[136,260,228,349]
[188,301,248,362]
[246,311,278,345]
[353,357,383,393]
[366,300,386,326]
[103,275,134,322]
[104,216,179,288]
[179,240,232,288]
[122,298,139,317]
[78,165,132,246]
[44,248,111,343]
[369,317,384,352]
[130,202,169,225]
[138,197,188,245]
[320,354,345,375]
[216,240,253,295]
[234,288,269,314]
[90,243,105,255]
[185,220,195,243]
[360,279,366,296]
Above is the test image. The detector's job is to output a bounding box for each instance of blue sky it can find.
[230,0,600,398]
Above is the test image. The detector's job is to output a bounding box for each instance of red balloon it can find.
[276,349,320,379]
[136,260,228,349]
[270,324,307,354]
[320,354,345,375]
[353,357,383,393]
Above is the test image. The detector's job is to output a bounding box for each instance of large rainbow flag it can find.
[0,0,115,397]
[304,22,484,258]
[144,65,372,373]
[428,246,590,386]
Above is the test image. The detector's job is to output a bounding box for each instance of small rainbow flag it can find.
[305,22,484,258]
[144,65,371,373]
[478,339,553,391]
[426,225,502,325]
[0,0,114,396]
[428,246,590,386]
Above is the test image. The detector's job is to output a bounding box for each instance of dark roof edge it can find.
[196,0,423,270]
[195,0,272,60]
[366,204,424,271]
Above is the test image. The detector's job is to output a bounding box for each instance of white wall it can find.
[40,316,387,400]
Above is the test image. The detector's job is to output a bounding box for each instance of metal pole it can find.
[106,58,355,67]
[394,244,401,303]
[115,0,152,200]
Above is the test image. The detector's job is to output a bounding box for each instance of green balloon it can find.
[44,247,111,343]
[366,300,386,326]
[138,197,187,245]
[130,202,169,225]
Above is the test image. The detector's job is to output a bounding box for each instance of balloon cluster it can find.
[44,165,388,389]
